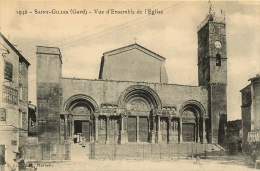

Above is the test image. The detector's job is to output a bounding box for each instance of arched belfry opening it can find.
[216,53,221,66]
[180,101,207,143]
[61,94,99,142]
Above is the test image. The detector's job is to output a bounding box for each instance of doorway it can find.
[127,116,137,142]
[182,123,195,142]
[139,117,149,142]
[74,120,90,142]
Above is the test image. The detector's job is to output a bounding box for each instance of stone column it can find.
[90,115,95,142]
[197,118,200,143]
[71,121,73,137]
[94,113,99,142]
[136,116,140,142]
[168,116,175,143]
[150,115,156,143]
[120,114,128,144]
[68,122,71,137]
[70,121,74,137]
[71,120,74,137]
[179,117,183,143]
[60,117,65,141]
[105,115,110,144]
[148,117,150,139]
[64,114,68,141]
[202,117,207,144]
[157,115,162,143]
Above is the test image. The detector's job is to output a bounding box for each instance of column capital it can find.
[152,109,162,116]
[117,108,127,115]
[168,116,173,120]
[94,113,100,118]
[60,110,69,115]
[120,113,127,118]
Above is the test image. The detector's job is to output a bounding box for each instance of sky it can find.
[0,0,259,121]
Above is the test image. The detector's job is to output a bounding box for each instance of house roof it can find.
[248,74,260,82]
[240,84,251,92]
[0,32,30,66]
[103,43,166,61]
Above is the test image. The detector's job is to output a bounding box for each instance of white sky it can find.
[0,1,259,121]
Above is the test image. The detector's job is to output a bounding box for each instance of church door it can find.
[127,116,137,142]
[182,123,195,142]
[98,116,106,142]
[161,118,168,142]
[109,117,120,143]
[139,117,149,142]
[82,121,90,142]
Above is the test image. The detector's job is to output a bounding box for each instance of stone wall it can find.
[23,143,70,160]
[36,46,62,143]
[198,18,227,144]
[240,85,251,146]
[251,76,260,130]
[61,78,208,115]
[99,44,168,84]
[210,84,227,144]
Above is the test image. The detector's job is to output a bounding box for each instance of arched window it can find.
[216,54,221,66]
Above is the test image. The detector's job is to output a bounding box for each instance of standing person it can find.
[73,134,77,143]
[76,133,80,143]
[79,133,82,144]
[252,148,257,163]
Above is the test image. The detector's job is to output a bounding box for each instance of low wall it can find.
[23,143,70,160]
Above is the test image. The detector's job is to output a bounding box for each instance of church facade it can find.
[36,12,227,148]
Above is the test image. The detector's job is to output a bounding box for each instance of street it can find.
[35,158,255,171]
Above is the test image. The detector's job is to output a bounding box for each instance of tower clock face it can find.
[215,41,222,49]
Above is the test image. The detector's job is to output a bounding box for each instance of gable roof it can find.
[240,84,251,92]
[103,43,166,61]
[0,32,30,66]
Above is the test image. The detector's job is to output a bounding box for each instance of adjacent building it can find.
[226,120,242,154]
[241,74,260,149]
[0,33,30,171]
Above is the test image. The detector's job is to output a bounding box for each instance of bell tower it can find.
[197,2,227,144]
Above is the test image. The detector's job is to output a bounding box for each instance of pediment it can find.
[103,43,165,61]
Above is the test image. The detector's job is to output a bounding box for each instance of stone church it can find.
[36,10,227,151]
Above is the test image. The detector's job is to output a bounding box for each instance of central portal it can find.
[71,102,93,142]
[126,116,149,142]
[74,120,90,142]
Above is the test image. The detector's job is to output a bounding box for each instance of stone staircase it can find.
[91,142,228,160]
[70,142,90,162]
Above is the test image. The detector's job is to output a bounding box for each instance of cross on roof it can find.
[133,37,137,44]
[208,0,213,12]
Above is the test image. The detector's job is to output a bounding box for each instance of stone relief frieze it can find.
[182,109,196,118]
[99,118,106,130]
[128,99,148,111]
[72,106,90,115]
[172,120,178,131]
